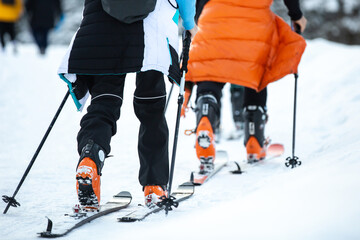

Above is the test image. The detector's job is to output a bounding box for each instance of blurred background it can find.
[272,0,360,45]
[6,0,360,50]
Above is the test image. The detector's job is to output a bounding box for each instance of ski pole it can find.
[2,89,70,214]
[285,23,302,168]
[158,30,192,214]
[164,83,174,113]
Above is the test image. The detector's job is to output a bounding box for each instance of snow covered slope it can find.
[1,39,360,240]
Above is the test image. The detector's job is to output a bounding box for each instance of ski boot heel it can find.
[76,157,101,211]
[199,156,214,174]
[195,116,216,164]
[244,105,267,163]
[246,136,266,163]
[76,140,106,211]
[144,185,167,208]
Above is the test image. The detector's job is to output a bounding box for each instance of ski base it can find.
[38,191,132,238]
[191,150,229,185]
[118,182,194,222]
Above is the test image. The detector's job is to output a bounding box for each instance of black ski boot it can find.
[230,85,245,137]
[243,105,268,163]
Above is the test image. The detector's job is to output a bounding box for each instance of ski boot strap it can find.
[78,139,107,176]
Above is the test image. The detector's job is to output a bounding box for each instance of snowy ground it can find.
[1,39,360,240]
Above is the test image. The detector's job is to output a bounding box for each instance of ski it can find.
[38,191,132,238]
[118,182,194,222]
[231,143,285,174]
[266,143,285,157]
[191,150,229,185]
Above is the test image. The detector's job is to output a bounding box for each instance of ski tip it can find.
[175,182,195,194]
[269,143,284,148]
[268,143,285,157]
[179,181,194,187]
[114,191,132,199]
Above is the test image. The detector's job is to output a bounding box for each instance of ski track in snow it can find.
[1,39,360,240]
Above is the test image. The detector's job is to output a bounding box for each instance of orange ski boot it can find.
[195,116,216,173]
[245,136,268,163]
[76,140,106,211]
[144,185,167,208]
[194,93,220,173]
[76,157,101,211]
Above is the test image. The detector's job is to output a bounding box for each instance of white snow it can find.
[1,38,360,240]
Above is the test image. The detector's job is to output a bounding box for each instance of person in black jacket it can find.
[58,0,197,210]
[25,0,62,54]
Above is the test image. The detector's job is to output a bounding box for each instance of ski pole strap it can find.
[181,30,192,73]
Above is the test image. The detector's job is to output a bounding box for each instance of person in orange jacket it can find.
[183,0,307,170]
[0,0,23,51]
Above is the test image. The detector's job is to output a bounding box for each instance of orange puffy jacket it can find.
[186,0,306,92]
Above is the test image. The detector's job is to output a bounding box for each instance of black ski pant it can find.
[196,81,267,108]
[77,71,169,187]
[0,22,16,49]
[31,27,50,53]
[196,81,267,129]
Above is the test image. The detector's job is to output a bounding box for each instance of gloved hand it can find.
[181,87,192,117]
[181,81,194,117]
[71,77,88,101]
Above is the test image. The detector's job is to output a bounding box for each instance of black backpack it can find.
[2,0,15,5]
[101,0,157,24]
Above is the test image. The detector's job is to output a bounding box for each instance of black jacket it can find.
[67,0,145,74]
[25,0,62,29]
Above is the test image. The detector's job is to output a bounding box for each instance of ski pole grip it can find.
[181,30,192,73]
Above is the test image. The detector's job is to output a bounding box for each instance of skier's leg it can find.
[133,70,168,207]
[230,84,245,131]
[76,74,125,209]
[39,28,50,54]
[77,75,125,154]
[7,22,17,53]
[243,87,268,162]
[194,81,223,172]
[0,22,6,49]
[31,28,47,54]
